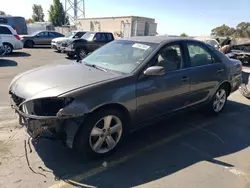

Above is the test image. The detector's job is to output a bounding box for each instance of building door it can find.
[123,23,130,37]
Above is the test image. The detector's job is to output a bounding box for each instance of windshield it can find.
[65,32,76,38]
[81,32,96,41]
[83,40,157,74]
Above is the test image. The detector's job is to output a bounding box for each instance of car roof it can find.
[0,24,13,29]
[71,30,87,32]
[85,31,112,34]
[119,36,198,44]
[35,30,60,33]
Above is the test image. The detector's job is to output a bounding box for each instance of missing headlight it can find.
[22,98,74,116]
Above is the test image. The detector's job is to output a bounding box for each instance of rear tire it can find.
[3,43,13,54]
[208,86,228,115]
[24,40,34,48]
[74,109,125,159]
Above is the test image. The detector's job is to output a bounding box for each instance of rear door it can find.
[184,41,227,106]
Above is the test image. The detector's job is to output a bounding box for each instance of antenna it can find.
[64,0,85,25]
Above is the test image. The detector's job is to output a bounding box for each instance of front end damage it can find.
[10,92,83,144]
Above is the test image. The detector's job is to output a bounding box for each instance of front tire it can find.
[74,109,125,159]
[24,40,34,48]
[76,48,87,60]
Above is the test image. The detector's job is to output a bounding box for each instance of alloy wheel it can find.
[213,89,227,113]
[79,50,87,59]
[4,44,12,54]
[89,115,123,154]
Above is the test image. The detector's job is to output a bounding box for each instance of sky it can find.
[1,0,250,36]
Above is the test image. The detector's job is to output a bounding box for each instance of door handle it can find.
[217,69,224,73]
[181,76,188,82]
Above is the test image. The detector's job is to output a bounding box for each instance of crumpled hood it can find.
[9,63,121,100]
[52,37,67,42]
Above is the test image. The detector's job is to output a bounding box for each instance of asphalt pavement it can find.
[1,49,250,188]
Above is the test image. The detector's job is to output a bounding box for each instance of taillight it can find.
[14,35,20,40]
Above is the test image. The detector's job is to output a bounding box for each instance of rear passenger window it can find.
[187,43,214,67]
[0,26,12,34]
[49,32,56,37]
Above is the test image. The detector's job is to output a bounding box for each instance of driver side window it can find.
[37,32,48,37]
[155,44,183,72]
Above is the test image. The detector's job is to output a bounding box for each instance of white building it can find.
[75,16,157,38]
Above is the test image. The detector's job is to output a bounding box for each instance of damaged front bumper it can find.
[10,94,83,139]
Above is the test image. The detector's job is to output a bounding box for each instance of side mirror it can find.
[144,66,165,76]
[74,36,79,38]
[36,35,39,37]
[214,44,219,49]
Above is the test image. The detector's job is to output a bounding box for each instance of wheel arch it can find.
[24,40,34,47]
[218,81,231,96]
[3,42,13,49]
[65,102,131,149]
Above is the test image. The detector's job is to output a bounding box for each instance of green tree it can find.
[0,11,6,15]
[32,4,45,22]
[211,22,250,38]
[49,0,69,26]
[180,33,188,37]
[211,24,235,37]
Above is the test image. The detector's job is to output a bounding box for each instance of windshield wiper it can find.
[84,63,107,72]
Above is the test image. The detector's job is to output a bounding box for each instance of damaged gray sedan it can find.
[9,36,242,158]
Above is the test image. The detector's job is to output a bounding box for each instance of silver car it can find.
[9,36,242,158]
[20,30,65,48]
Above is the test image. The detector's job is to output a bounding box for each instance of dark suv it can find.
[62,31,114,59]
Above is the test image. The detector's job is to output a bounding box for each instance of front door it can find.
[35,31,49,45]
[136,43,191,124]
[184,42,227,106]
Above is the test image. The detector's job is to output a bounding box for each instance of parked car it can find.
[194,36,221,50]
[195,36,250,65]
[9,36,242,158]
[51,30,87,52]
[0,24,23,54]
[0,36,5,56]
[20,30,65,48]
[61,31,114,59]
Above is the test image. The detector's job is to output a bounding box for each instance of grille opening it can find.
[11,93,24,106]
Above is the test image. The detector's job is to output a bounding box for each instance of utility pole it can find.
[64,0,85,24]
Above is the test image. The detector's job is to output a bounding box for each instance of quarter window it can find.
[187,44,214,67]
[155,44,183,72]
